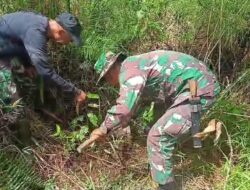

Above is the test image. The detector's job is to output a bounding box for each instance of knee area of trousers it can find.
[147,129,160,147]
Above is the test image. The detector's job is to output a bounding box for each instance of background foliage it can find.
[0,0,249,189]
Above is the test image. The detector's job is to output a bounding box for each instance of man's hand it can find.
[75,90,87,114]
[75,90,87,104]
[77,127,107,153]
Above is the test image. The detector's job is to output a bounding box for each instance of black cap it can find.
[56,12,82,46]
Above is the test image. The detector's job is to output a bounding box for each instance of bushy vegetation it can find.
[0,0,249,189]
[206,69,250,190]
[0,151,44,190]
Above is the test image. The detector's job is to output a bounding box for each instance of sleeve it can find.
[100,75,146,132]
[23,28,79,98]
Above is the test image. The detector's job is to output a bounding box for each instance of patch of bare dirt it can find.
[30,120,226,190]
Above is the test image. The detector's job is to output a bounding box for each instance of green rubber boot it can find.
[157,181,176,190]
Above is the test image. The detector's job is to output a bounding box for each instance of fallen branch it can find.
[85,153,122,168]
[32,149,86,190]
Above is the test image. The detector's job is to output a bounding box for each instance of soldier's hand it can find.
[75,90,87,114]
[77,127,107,153]
[75,90,87,104]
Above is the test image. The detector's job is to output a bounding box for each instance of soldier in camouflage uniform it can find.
[83,50,220,190]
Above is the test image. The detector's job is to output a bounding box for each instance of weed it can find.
[0,0,249,189]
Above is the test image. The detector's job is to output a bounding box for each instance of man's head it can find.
[94,51,127,87]
[48,13,82,46]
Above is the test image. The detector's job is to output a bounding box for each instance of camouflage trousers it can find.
[1,63,66,121]
[0,60,39,108]
[147,95,216,185]
[0,68,16,105]
[0,67,26,127]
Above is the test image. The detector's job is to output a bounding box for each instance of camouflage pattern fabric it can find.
[0,35,39,131]
[0,33,16,105]
[11,59,40,107]
[0,58,39,106]
[0,31,37,107]
[100,50,220,132]
[99,50,220,184]
[147,97,215,184]
[0,59,27,128]
[0,67,16,105]
[0,57,38,114]
[1,65,66,116]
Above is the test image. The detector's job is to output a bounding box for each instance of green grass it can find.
[0,0,250,189]
[0,151,44,190]
[204,69,250,189]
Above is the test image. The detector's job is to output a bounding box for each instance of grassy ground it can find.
[28,69,248,190]
[0,0,250,189]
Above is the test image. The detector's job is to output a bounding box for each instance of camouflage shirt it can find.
[100,50,220,132]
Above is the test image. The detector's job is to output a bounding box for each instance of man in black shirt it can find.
[0,12,86,106]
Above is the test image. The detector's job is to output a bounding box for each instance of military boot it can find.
[157,181,176,190]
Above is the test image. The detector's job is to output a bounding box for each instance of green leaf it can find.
[78,126,89,141]
[87,112,99,127]
[88,103,100,109]
[70,116,84,129]
[136,10,144,20]
[143,102,155,122]
[51,124,62,137]
[87,93,100,99]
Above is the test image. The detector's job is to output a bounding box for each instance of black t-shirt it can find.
[0,12,78,97]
